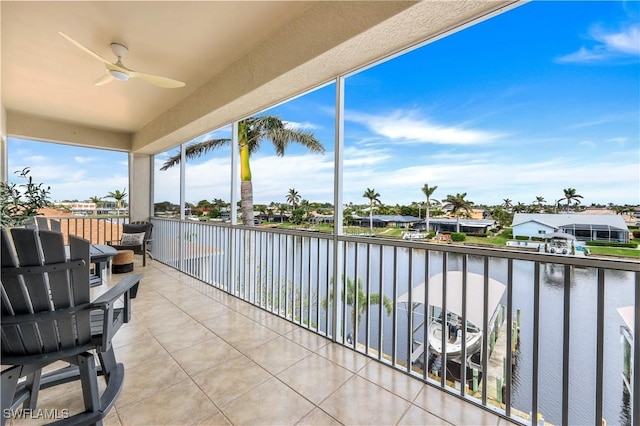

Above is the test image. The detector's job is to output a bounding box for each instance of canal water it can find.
[235,235,633,425]
[333,247,633,425]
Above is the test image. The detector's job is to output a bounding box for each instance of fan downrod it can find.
[110,43,128,59]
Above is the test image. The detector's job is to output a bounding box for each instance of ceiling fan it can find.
[59,32,185,88]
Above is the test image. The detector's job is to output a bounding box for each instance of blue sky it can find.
[9,1,640,208]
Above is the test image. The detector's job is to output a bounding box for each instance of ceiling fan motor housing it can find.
[110,43,128,58]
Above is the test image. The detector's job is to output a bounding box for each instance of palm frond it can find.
[160,138,231,170]
[266,127,325,157]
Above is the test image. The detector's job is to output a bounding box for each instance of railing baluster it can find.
[392,246,398,366]
[325,238,330,337]
[562,263,571,426]
[633,270,639,426]
[315,238,320,333]
[505,258,514,417]
[460,254,467,397]
[342,240,348,344]
[423,248,430,382]
[441,252,448,387]
[280,236,291,318]
[144,218,639,426]
[407,247,413,373]
[595,267,605,426]
[299,236,304,325]
[481,257,489,405]
[378,244,383,362]
[365,242,371,356]
[353,243,359,348]
[307,237,313,329]
[276,233,281,313]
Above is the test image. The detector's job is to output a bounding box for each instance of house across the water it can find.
[511,213,629,243]
[413,218,496,235]
[354,215,421,229]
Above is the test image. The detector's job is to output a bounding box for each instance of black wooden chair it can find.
[107,221,153,266]
[1,228,141,425]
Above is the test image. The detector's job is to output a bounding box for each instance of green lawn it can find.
[586,246,640,258]
[266,224,640,259]
[464,234,511,246]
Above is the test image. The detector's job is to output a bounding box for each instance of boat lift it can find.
[618,306,634,395]
[397,272,506,373]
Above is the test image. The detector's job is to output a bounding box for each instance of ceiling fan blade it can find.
[59,32,112,65]
[129,71,185,88]
[93,74,114,86]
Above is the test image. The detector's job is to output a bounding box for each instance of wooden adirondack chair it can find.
[35,217,62,233]
[1,228,141,425]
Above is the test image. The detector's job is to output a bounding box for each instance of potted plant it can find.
[0,168,51,228]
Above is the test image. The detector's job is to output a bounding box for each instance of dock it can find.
[484,309,516,403]
[481,309,554,425]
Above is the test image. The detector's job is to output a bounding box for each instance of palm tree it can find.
[502,198,513,211]
[278,203,287,223]
[421,183,438,233]
[89,195,102,214]
[300,199,310,224]
[534,196,546,212]
[443,193,474,232]
[625,206,637,221]
[105,189,127,215]
[512,202,527,213]
[321,275,393,345]
[562,188,583,212]
[362,188,381,233]
[258,205,268,222]
[286,188,301,209]
[161,115,324,225]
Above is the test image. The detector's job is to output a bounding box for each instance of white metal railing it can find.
[151,217,639,426]
[37,215,129,245]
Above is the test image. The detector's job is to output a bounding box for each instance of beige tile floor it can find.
[6,259,517,426]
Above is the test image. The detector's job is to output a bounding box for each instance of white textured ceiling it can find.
[2,1,314,133]
[1,1,520,154]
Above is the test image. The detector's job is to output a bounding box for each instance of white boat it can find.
[427,314,482,362]
[398,271,506,363]
[543,232,576,255]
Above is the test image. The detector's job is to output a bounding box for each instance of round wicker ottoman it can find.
[112,249,134,274]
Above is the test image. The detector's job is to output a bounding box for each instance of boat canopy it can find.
[397,271,506,327]
[543,232,577,240]
[618,306,634,333]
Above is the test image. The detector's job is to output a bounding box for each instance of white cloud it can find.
[52,175,128,202]
[74,156,96,164]
[151,142,639,207]
[598,24,640,55]
[606,136,628,146]
[347,110,502,145]
[557,46,606,63]
[24,155,48,163]
[342,146,393,167]
[567,114,624,129]
[556,23,640,63]
[578,140,596,149]
[340,157,639,206]
[251,153,334,203]
[284,120,322,131]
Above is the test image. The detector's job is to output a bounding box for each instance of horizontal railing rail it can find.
[151,217,639,426]
[35,215,130,245]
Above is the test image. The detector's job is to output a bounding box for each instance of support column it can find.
[331,76,345,342]
[129,153,152,221]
